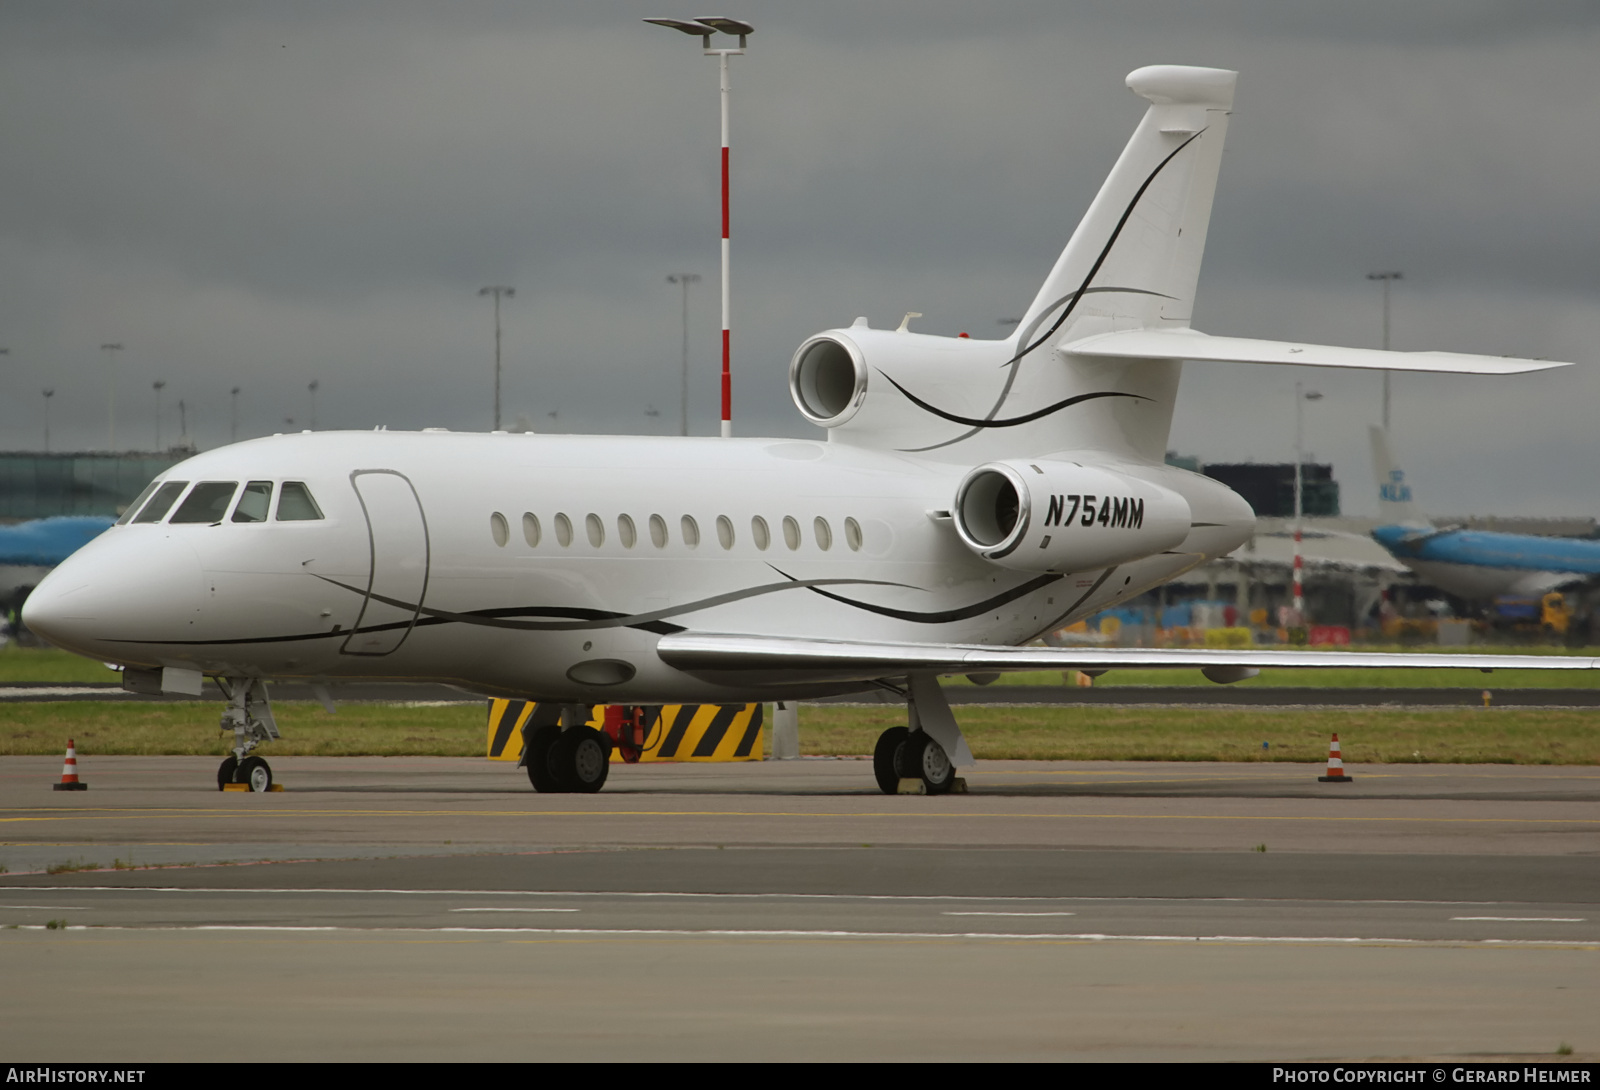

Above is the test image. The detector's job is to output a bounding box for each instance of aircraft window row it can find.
[122,479,325,525]
[489,510,863,553]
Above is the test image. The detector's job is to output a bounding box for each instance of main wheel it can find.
[556,727,611,794]
[872,726,909,794]
[524,725,562,792]
[904,733,955,795]
[237,756,273,793]
[216,756,238,791]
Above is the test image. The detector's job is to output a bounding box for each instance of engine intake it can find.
[953,460,1191,572]
[790,335,867,427]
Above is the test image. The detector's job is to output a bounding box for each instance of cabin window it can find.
[132,481,189,524]
[782,515,801,550]
[554,513,573,547]
[618,514,637,549]
[585,513,604,548]
[649,514,668,548]
[490,512,509,547]
[751,516,771,551]
[170,482,239,524]
[276,482,325,521]
[845,517,863,551]
[117,481,161,525]
[716,515,735,550]
[231,481,274,523]
[680,515,700,548]
[522,512,541,547]
[814,516,833,551]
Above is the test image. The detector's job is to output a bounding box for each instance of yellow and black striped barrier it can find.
[486,700,764,763]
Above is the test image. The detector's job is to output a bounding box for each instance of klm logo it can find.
[1044,494,1145,530]
[1380,470,1411,504]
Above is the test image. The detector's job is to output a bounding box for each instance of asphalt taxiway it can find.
[1,756,1596,1062]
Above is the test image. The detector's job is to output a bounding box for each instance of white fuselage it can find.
[23,430,1253,702]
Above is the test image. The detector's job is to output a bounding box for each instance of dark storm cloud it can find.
[0,2,1596,517]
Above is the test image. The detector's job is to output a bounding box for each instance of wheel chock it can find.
[222,782,285,792]
[897,777,968,795]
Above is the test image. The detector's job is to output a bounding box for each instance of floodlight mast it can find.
[1292,383,1324,622]
[646,17,753,438]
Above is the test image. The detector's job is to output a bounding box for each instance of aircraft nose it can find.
[23,531,205,658]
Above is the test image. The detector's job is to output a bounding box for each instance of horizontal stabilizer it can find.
[1063,328,1568,375]
[658,632,1598,685]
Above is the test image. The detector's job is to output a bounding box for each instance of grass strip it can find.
[0,647,123,684]
[2,701,1596,765]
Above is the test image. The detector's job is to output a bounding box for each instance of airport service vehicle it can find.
[22,66,1594,795]
[1370,426,1600,606]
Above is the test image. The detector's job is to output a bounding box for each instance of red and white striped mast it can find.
[645,16,753,439]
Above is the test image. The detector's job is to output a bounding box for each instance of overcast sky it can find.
[2,1,1597,518]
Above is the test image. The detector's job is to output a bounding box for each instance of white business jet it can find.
[23,65,1590,795]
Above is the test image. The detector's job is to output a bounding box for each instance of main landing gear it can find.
[521,705,611,794]
[873,727,958,795]
[217,678,279,792]
[871,673,972,796]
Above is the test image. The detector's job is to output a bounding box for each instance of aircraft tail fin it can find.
[1018,66,1235,349]
[1369,425,1430,528]
[999,66,1234,462]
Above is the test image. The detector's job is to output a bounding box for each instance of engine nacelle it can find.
[788,323,1020,449]
[952,460,1191,572]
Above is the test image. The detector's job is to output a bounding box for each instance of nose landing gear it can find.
[217,678,280,792]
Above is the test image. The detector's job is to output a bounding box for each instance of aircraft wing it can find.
[1063,328,1568,375]
[656,632,1599,685]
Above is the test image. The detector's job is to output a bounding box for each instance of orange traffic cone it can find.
[53,739,88,791]
[1317,733,1352,783]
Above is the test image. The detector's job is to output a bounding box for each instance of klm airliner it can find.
[1369,427,1600,601]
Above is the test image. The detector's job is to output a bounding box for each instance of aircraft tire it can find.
[873,727,909,794]
[524,726,563,793]
[216,756,237,791]
[238,756,273,793]
[905,733,954,796]
[558,727,610,794]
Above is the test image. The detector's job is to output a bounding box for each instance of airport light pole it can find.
[646,17,753,439]
[308,380,319,431]
[42,389,54,452]
[1293,382,1324,621]
[231,387,241,443]
[101,344,123,450]
[1367,271,1402,431]
[152,380,166,450]
[479,286,515,431]
[666,272,701,435]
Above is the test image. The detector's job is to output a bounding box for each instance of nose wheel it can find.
[217,677,281,791]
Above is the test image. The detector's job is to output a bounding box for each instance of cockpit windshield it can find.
[123,478,324,525]
[169,482,240,524]
[116,481,160,526]
[231,481,274,523]
[276,481,324,521]
[131,481,190,524]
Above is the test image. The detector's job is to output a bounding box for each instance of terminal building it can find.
[0,451,190,521]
